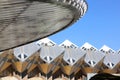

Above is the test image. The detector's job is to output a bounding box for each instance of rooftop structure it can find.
[39,43,64,79]
[0,38,120,80]
[102,53,120,73]
[100,45,115,54]
[81,42,98,51]
[59,40,78,48]
[60,40,85,79]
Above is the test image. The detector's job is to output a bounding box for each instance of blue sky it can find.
[49,0,120,50]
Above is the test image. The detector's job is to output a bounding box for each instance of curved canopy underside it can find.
[0,0,87,51]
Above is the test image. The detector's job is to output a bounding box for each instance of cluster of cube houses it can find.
[0,38,120,80]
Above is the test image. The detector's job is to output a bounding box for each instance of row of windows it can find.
[82,47,96,51]
[18,54,27,59]
[67,58,75,64]
[61,44,77,48]
[100,49,115,53]
[37,41,55,47]
[44,56,53,62]
[107,62,114,67]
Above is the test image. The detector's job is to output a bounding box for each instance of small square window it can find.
[67,58,75,64]
[44,56,52,61]
[107,63,114,67]
[18,54,21,58]
[24,54,27,58]
[88,60,96,65]
[82,47,85,49]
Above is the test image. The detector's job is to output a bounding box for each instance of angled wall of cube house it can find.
[0,50,14,77]
[117,50,120,73]
[37,38,64,79]
[102,52,120,73]
[117,49,120,54]
[80,43,105,74]
[59,40,86,79]
[12,42,40,78]
[83,50,105,74]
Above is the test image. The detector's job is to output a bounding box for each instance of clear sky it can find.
[49,0,120,50]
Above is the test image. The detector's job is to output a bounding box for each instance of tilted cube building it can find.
[0,38,120,80]
[37,38,64,79]
[13,42,40,78]
[60,40,86,79]
[81,43,105,74]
